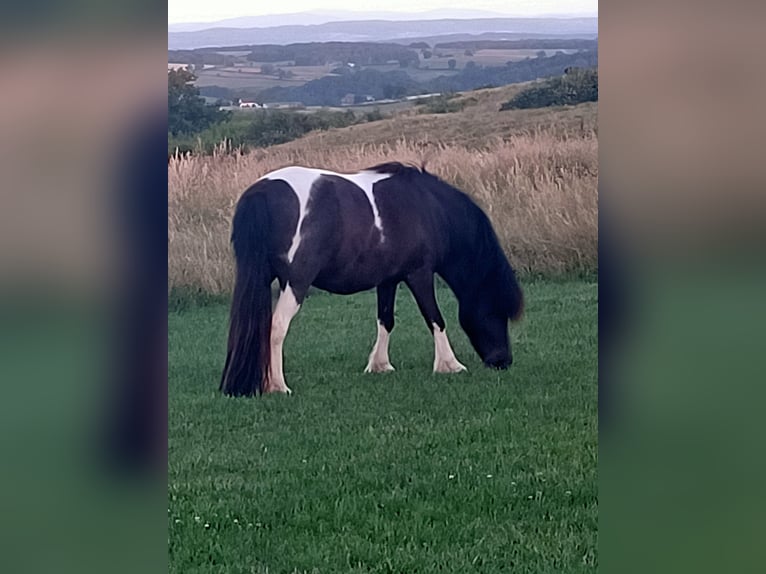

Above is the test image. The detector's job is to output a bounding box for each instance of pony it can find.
[220,162,523,396]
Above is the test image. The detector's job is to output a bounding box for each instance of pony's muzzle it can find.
[484,354,512,370]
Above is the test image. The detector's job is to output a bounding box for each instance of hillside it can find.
[169,83,598,292]
[273,84,597,150]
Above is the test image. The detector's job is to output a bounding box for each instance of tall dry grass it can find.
[169,130,597,295]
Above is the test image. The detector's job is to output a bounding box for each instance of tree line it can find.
[254,49,598,107]
[500,67,598,110]
[169,68,388,156]
[169,42,419,67]
[433,38,598,50]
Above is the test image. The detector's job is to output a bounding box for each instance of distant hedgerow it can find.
[168,109,360,156]
[416,93,465,114]
[500,68,598,110]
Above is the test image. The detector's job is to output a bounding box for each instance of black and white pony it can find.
[220,162,524,396]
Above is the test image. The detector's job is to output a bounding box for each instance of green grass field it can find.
[168,278,597,573]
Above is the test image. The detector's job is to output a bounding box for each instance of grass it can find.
[168,278,598,573]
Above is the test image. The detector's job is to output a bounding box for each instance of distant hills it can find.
[169,9,597,33]
[168,16,598,50]
[168,9,542,33]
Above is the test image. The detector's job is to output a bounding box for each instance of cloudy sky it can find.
[168,1,597,24]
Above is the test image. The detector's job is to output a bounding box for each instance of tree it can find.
[447,59,457,70]
[464,49,474,56]
[260,63,276,75]
[382,84,406,99]
[168,69,229,136]
[499,67,598,110]
[536,50,547,58]
[422,50,432,59]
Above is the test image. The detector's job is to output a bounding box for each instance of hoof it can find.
[263,383,292,395]
[364,362,395,374]
[434,361,467,374]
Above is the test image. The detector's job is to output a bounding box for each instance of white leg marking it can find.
[266,287,300,394]
[432,323,467,373]
[364,321,395,373]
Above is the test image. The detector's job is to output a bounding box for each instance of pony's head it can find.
[457,259,524,370]
[459,294,512,369]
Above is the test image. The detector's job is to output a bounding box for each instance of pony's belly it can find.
[312,272,378,295]
[311,239,395,294]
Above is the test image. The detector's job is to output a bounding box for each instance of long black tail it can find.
[220,187,272,396]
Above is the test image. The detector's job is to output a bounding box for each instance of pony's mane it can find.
[474,222,525,320]
[366,161,427,176]
[444,194,524,321]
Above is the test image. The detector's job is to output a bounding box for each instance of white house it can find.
[238,100,263,108]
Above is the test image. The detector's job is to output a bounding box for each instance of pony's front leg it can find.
[365,322,395,373]
[405,269,466,374]
[365,281,397,373]
[265,285,301,394]
[432,326,466,373]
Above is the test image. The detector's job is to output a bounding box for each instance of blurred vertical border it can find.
[601,2,766,573]
[0,1,167,572]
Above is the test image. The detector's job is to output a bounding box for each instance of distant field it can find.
[194,62,337,91]
[215,50,252,57]
[420,48,580,70]
[193,70,306,90]
[168,279,598,573]
[188,47,586,93]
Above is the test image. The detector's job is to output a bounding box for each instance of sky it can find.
[168,1,598,24]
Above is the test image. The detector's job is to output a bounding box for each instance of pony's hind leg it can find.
[365,281,397,373]
[405,269,466,374]
[265,284,301,394]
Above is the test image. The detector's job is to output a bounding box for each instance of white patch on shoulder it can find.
[342,171,392,240]
[260,166,393,262]
[260,166,324,263]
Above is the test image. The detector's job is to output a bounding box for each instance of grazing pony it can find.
[220,162,523,396]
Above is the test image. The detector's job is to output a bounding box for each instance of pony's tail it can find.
[220,188,272,397]
[507,266,525,322]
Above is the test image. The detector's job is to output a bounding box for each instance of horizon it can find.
[168,3,598,26]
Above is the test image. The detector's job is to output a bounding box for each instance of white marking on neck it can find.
[260,166,392,262]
